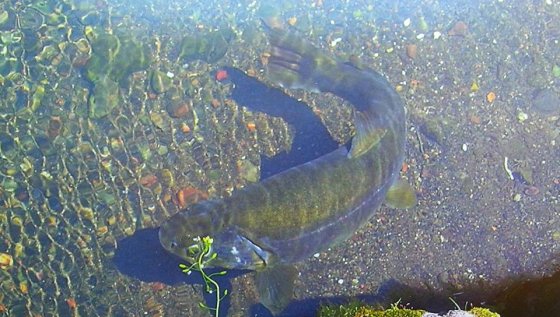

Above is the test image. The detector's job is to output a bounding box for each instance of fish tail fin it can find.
[265,25,399,159]
[265,27,338,92]
[255,264,298,315]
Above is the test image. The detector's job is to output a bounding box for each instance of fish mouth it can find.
[158,222,177,252]
[158,226,168,249]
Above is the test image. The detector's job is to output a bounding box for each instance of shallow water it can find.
[0,0,559,316]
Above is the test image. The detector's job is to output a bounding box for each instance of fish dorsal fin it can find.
[255,265,298,315]
[385,178,417,209]
[348,110,387,159]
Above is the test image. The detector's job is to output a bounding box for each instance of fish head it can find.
[159,200,222,263]
[159,200,271,270]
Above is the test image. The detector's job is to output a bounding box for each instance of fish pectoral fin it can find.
[385,178,417,209]
[238,234,273,268]
[348,110,387,159]
[255,265,298,315]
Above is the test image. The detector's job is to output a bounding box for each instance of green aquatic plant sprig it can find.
[178,236,228,317]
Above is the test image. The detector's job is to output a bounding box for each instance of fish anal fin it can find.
[385,178,417,209]
[255,265,298,315]
[348,110,387,159]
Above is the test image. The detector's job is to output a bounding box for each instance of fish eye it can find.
[170,241,178,248]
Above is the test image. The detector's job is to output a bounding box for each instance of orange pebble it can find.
[246,122,257,132]
[139,174,158,187]
[211,98,221,108]
[180,122,191,133]
[401,162,409,173]
[215,69,228,81]
[176,186,208,208]
[486,91,496,103]
[66,298,77,310]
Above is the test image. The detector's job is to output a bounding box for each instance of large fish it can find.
[159,26,415,314]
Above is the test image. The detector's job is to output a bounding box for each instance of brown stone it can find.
[448,21,468,36]
[406,44,417,59]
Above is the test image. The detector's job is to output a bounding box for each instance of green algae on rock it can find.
[150,70,173,94]
[317,301,500,317]
[178,28,234,63]
[84,27,152,118]
[85,28,151,73]
[88,76,121,119]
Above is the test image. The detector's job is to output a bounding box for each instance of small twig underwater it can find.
[179,236,228,317]
[503,156,514,180]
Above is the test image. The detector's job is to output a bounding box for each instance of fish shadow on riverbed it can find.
[112,228,367,316]
[223,66,340,179]
[115,229,560,316]
[113,227,249,316]
[111,231,418,316]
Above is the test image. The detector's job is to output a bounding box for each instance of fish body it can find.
[159,28,413,314]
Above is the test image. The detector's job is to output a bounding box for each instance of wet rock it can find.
[178,28,234,63]
[237,159,259,183]
[164,87,192,118]
[85,27,151,86]
[35,45,59,64]
[21,29,43,54]
[0,252,13,270]
[448,21,468,37]
[150,70,172,94]
[88,76,121,119]
[149,112,167,130]
[533,89,560,115]
[0,132,17,160]
[160,169,174,187]
[166,100,192,119]
[47,116,63,139]
[0,10,12,29]
[176,186,208,208]
[553,65,560,78]
[17,9,44,30]
[0,30,22,45]
[419,116,451,146]
[84,31,120,82]
[406,44,417,59]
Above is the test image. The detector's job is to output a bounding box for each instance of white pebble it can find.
[330,37,342,47]
[313,253,320,258]
[433,31,442,40]
[462,144,468,152]
[403,18,411,27]
[517,111,529,123]
[416,33,425,40]
[166,72,175,78]
[337,279,344,285]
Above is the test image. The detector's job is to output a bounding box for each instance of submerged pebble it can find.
[533,89,560,115]
[406,44,417,59]
[448,21,468,36]
[0,252,13,270]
